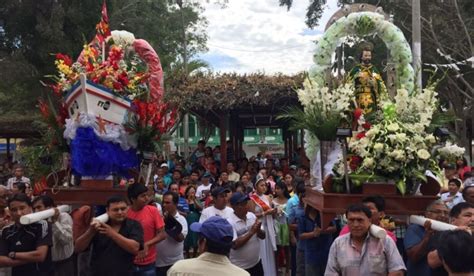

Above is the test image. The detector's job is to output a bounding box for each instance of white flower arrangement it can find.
[437,142,465,163]
[109,30,136,47]
[309,11,414,92]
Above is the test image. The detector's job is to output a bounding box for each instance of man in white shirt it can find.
[199,186,233,223]
[196,172,212,200]
[32,195,74,276]
[156,191,188,276]
[228,192,265,276]
[440,178,465,209]
[227,162,240,183]
[6,166,30,190]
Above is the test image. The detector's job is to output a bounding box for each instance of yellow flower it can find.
[55,60,73,75]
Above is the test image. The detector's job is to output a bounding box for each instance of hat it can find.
[230,192,249,205]
[190,216,233,246]
[160,163,169,168]
[202,172,211,178]
[127,183,148,200]
[164,214,183,238]
[289,165,297,170]
[211,186,231,197]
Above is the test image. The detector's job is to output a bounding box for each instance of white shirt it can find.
[441,191,465,209]
[228,172,240,183]
[6,176,30,190]
[199,206,234,223]
[228,212,261,269]
[155,212,188,267]
[51,212,74,261]
[196,184,211,199]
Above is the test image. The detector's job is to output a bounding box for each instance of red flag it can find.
[95,1,111,43]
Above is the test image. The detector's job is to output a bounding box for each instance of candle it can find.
[93,213,109,224]
[20,205,71,225]
[409,215,458,231]
[370,224,387,239]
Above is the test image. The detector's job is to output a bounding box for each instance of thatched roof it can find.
[0,114,43,138]
[166,73,305,112]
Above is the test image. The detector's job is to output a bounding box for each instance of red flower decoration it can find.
[349,156,362,171]
[362,122,372,130]
[354,108,363,120]
[356,132,366,139]
[38,99,50,120]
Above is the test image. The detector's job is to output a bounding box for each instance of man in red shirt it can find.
[127,184,165,276]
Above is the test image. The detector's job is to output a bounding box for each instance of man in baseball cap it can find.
[168,216,249,276]
[199,185,233,223]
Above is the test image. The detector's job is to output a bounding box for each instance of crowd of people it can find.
[0,140,472,276]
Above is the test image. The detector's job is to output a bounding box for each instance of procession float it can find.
[33,4,176,205]
[280,4,466,227]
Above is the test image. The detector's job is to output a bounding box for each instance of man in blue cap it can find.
[167,216,249,276]
[228,192,265,276]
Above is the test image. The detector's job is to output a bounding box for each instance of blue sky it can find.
[200,0,338,74]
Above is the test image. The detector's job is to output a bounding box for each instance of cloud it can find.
[200,0,339,75]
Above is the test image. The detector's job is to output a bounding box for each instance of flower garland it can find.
[309,11,414,92]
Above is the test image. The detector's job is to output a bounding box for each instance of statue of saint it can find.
[349,44,387,115]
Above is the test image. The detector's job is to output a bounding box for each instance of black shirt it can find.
[91,218,144,276]
[0,221,53,276]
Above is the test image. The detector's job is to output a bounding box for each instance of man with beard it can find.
[75,195,143,276]
[349,43,387,115]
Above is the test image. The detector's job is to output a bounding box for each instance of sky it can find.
[199,0,339,75]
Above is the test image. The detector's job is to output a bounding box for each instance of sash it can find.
[250,194,271,212]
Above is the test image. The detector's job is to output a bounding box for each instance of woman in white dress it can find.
[249,176,277,276]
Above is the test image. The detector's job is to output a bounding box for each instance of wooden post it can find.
[219,114,228,172]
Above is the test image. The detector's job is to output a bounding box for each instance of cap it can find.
[190,216,233,246]
[211,186,231,197]
[164,214,183,238]
[230,192,249,205]
[160,163,169,168]
[202,172,211,178]
[289,165,297,170]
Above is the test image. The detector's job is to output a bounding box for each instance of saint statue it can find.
[349,43,387,115]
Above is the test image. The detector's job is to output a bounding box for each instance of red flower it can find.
[113,81,123,90]
[356,132,366,139]
[349,156,362,171]
[118,73,130,86]
[38,99,50,119]
[57,103,68,127]
[362,122,372,130]
[354,108,363,120]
